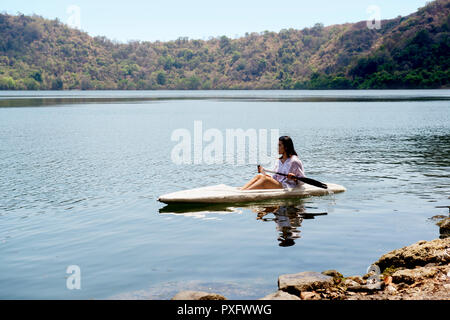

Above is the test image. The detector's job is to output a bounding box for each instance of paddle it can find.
[258,165,328,189]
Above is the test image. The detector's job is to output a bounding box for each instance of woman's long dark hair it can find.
[279,136,298,159]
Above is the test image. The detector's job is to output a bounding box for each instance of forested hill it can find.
[0,0,449,90]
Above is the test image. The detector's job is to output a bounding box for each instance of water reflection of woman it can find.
[256,205,304,247]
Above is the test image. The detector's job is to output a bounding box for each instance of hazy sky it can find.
[2,0,430,42]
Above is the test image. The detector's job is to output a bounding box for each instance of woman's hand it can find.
[258,166,271,177]
[287,173,297,180]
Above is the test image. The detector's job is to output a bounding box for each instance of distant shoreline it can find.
[1,89,449,108]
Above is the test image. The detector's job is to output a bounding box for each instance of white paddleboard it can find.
[158,183,346,204]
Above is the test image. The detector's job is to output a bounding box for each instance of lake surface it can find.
[0,90,449,299]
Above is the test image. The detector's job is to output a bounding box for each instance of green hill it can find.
[0,0,449,90]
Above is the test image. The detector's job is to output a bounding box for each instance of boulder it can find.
[429,215,448,221]
[321,270,344,284]
[321,270,343,278]
[346,276,365,285]
[385,284,398,295]
[260,290,301,300]
[436,217,450,238]
[343,279,360,287]
[171,290,226,300]
[346,282,383,292]
[278,271,334,295]
[375,238,450,272]
[300,291,321,300]
[391,266,438,284]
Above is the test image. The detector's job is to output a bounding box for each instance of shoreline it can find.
[172,217,450,300]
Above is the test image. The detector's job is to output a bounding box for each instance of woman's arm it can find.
[287,159,305,184]
[258,165,272,177]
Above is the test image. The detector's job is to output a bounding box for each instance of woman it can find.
[241,136,305,190]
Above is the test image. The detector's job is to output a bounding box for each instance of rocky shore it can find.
[172,233,450,300]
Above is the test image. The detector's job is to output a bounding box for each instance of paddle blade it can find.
[297,177,328,189]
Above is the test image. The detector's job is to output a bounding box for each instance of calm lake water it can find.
[0,90,449,299]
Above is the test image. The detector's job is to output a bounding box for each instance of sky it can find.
[2,0,430,43]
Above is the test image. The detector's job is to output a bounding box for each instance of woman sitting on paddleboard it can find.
[241,136,305,190]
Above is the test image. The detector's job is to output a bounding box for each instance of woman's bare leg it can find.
[246,175,283,190]
[241,174,263,190]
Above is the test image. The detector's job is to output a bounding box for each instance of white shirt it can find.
[270,155,305,189]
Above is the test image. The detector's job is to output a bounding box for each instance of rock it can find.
[278,271,334,295]
[391,266,438,284]
[367,282,383,290]
[375,238,450,272]
[343,279,359,287]
[321,270,343,284]
[424,262,438,267]
[327,292,340,300]
[171,290,226,300]
[328,286,340,292]
[346,282,383,292]
[385,284,398,295]
[321,270,343,278]
[384,275,393,285]
[396,282,409,290]
[300,291,321,300]
[260,290,301,300]
[346,276,365,285]
[429,215,448,221]
[362,270,382,281]
[436,218,450,238]
[362,274,384,284]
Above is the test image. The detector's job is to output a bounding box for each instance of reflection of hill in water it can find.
[159,200,327,247]
[1,93,449,108]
